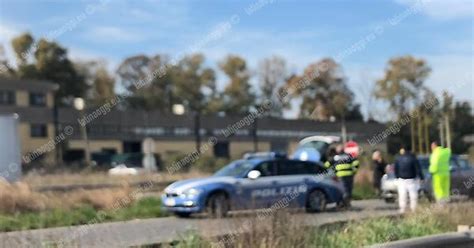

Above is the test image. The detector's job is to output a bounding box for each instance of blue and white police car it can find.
[162,151,345,218]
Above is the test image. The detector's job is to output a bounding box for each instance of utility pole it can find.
[74,98,91,167]
[423,114,430,154]
[445,114,451,149]
[253,116,258,152]
[439,120,445,147]
[341,117,347,145]
[53,94,63,164]
[194,111,201,153]
[410,115,416,153]
[417,111,423,154]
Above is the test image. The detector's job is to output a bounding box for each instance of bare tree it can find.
[258,55,289,117]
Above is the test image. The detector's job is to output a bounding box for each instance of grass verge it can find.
[353,182,377,200]
[0,197,166,232]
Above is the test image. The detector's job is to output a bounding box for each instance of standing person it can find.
[324,144,358,207]
[429,141,451,203]
[394,145,423,213]
[371,150,386,196]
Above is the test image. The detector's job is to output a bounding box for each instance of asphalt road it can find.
[0,199,399,248]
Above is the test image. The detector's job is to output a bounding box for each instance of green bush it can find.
[309,214,445,247]
[353,182,378,200]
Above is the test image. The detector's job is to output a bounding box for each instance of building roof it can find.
[0,78,58,92]
[57,108,387,143]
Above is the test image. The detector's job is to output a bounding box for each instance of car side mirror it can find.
[247,170,261,180]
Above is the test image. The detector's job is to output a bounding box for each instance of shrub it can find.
[0,180,47,213]
[0,197,166,232]
[164,152,192,173]
[0,180,133,214]
[66,187,132,210]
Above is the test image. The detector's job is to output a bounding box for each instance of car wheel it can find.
[206,192,229,218]
[306,189,327,213]
[174,212,191,218]
[384,198,396,203]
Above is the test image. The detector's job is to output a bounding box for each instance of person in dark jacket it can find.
[371,150,386,195]
[394,145,424,213]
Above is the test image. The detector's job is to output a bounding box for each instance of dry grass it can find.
[194,210,311,248]
[189,202,474,248]
[0,179,133,214]
[0,180,47,213]
[48,187,132,210]
[237,210,308,248]
[354,167,373,185]
[1,170,209,214]
[23,170,209,188]
[416,201,474,227]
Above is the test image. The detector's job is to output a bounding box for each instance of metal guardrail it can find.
[370,231,474,248]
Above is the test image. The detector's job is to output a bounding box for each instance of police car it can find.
[162,152,345,218]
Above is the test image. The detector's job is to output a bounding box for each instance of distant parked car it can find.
[107,153,161,175]
[108,164,140,176]
[381,155,474,203]
[162,152,345,218]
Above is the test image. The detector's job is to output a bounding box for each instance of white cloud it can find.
[84,26,144,43]
[395,0,473,20]
[0,23,21,66]
[200,29,321,68]
[0,24,19,43]
[194,29,323,96]
[129,8,154,21]
[424,54,473,103]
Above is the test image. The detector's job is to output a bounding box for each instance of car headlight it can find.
[182,188,202,197]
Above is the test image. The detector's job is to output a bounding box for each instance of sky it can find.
[0,0,472,119]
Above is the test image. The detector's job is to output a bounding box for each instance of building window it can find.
[29,92,46,106]
[0,90,15,105]
[30,124,48,137]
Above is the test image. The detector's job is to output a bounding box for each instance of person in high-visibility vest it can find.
[429,141,451,203]
[324,145,359,207]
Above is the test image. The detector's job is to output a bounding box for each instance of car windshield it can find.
[213,160,255,177]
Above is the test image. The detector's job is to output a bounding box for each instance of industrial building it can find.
[0,79,388,166]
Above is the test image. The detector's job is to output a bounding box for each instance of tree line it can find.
[0,33,472,154]
[0,33,363,120]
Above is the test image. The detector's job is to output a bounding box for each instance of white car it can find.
[108,164,140,176]
[380,170,398,203]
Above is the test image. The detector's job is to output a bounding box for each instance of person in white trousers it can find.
[397,177,419,213]
[394,145,424,214]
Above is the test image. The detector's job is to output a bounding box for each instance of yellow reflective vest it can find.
[324,153,359,178]
[429,147,451,175]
